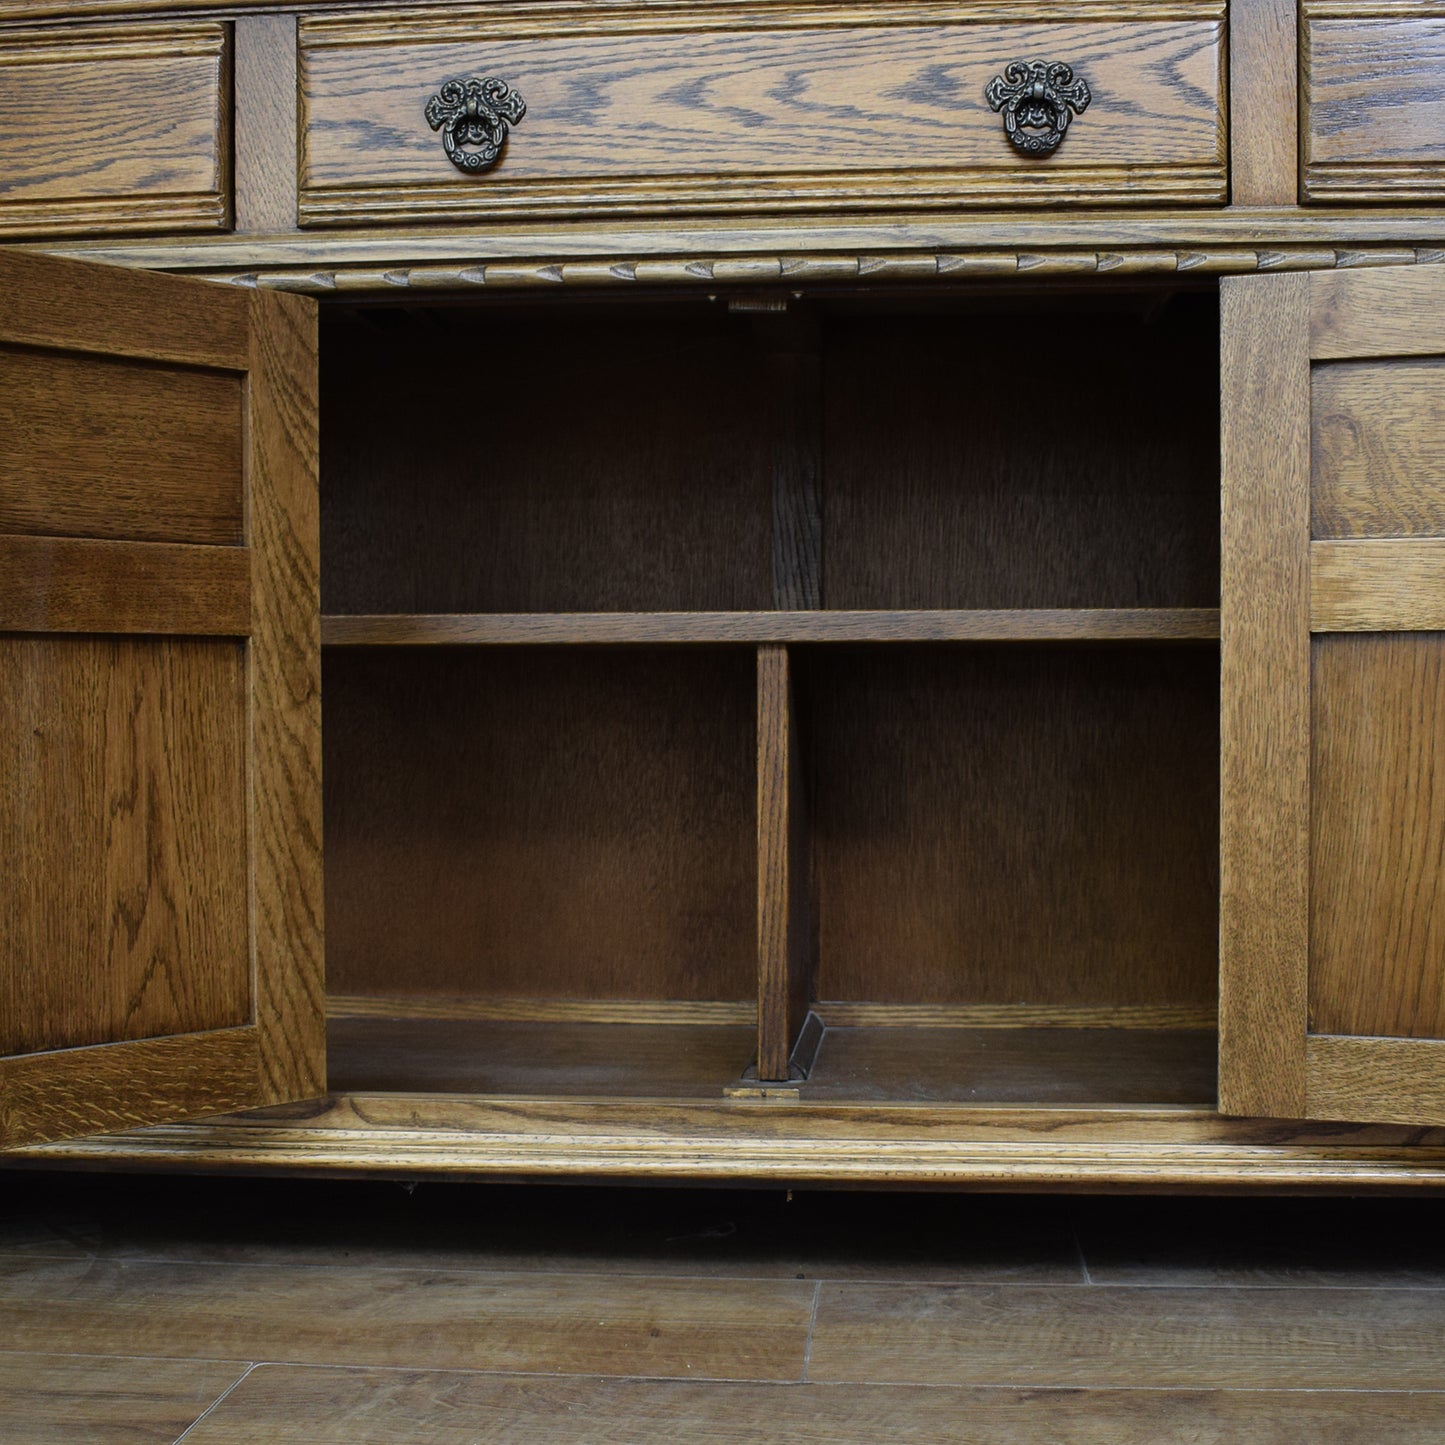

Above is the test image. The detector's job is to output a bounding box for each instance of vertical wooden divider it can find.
[751,302,823,1080]
[756,643,816,1080]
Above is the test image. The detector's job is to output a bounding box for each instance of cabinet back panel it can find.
[323,646,755,1002]
[822,301,1219,609]
[320,312,771,615]
[803,644,1219,1007]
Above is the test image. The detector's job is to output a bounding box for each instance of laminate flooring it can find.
[2,1175,1444,1442]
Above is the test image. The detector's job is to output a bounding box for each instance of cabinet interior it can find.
[318,283,1222,1110]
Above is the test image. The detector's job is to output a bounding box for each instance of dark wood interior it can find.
[318,284,1223,1109]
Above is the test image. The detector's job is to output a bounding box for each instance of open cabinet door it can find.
[1221,265,1445,1126]
[0,248,322,1148]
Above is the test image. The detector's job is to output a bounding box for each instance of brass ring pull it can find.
[985,61,1091,157]
[425,77,526,173]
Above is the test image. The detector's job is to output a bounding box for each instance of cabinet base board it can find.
[14,1095,1445,1192]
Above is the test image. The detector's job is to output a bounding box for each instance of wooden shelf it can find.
[322,609,1221,648]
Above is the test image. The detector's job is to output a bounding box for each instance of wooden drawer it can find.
[1302,3,1445,202]
[297,2,1226,227]
[0,22,230,238]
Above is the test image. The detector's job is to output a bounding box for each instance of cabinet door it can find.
[0,248,321,1148]
[1221,265,1445,1126]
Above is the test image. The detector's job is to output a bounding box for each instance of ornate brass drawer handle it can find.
[985,61,1091,157]
[425,77,526,173]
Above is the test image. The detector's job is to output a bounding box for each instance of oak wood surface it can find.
[244,285,325,1107]
[1311,266,1445,360]
[1307,1035,1445,1126]
[0,1256,816,1380]
[23,1091,1445,1188]
[1312,360,1445,538]
[1310,634,1445,1041]
[1217,272,1311,1119]
[0,1353,249,1445]
[323,646,755,1004]
[1229,0,1298,205]
[0,637,250,1057]
[1310,540,1445,630]
[0,536,251,636]
[756,645,814,1080]
[821,299,1220,609]
[321,309,771,616]
[321,609,1223,646]
[0,345,243,545]
[328,1018,755,1098]
[175,1370,1445,1445]
[0,22,230,237]
[234,14,298,234]
[1302,13,1445,202]
[298,8,1226,224]
[808,1281,1445,1388]
[801,644,1218,1009]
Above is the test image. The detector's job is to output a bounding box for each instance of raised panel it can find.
[0,23,231,237]
[1302,8,1445,202]
[0,347,243,545]
[298,3,1226,226]
[0,635,250,1056]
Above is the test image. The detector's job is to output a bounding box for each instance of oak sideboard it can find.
[6,0,1445,1190]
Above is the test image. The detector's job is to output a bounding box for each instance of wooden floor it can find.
[3,1176,1445,1442]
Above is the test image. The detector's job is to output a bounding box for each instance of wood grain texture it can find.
[0,1354,247,1445]
[802,645,1219,1009]
[323,647,754,1004]
[801,1027,1215,1106]
[1218,272,1311,1119]
[0,1256,815,1381]
[1311,266,1445,361]
[328,1018,755,1098]
[809,1281,1445,1388]
[173,1370,1445,1445]
[761,319,823,611]
[0,22,230,237]
[0,345,243,545]
[0,536,250,636]
[1310,540,1445,630]
[1229,0,1298,205]
[0,246,248,372]
[321,609,1222,646]
[756,646,814,1081]
[321,309,770,616]
[234,14,299,234]
[1312,360,1445,538]
[23,1092,1445,1189]
[0,1028,258,1149]
[245,286,325,1106]
[1310,634,1445,1041]
[0,637,250,1057]
[1302,14,1445,201]
[822,299,1220,609]
[298,8,1226,224]
[329,995,754,1025]
[1308,1035,1445,1126]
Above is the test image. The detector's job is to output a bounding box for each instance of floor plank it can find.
[809,1282,1445,1389]
[179,1367,1445,1444]
[0,1258,814,1382]
[0,1352,247,1445]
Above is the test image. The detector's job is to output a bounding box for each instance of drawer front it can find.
[298,3,1226,227]
[1303,3,1445,203]
[0,23,230,238]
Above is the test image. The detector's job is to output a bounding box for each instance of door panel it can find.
[0,248,322,1149]
[1220,265,1445,1126]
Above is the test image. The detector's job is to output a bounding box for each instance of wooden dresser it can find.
[6,0,1445,1190]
